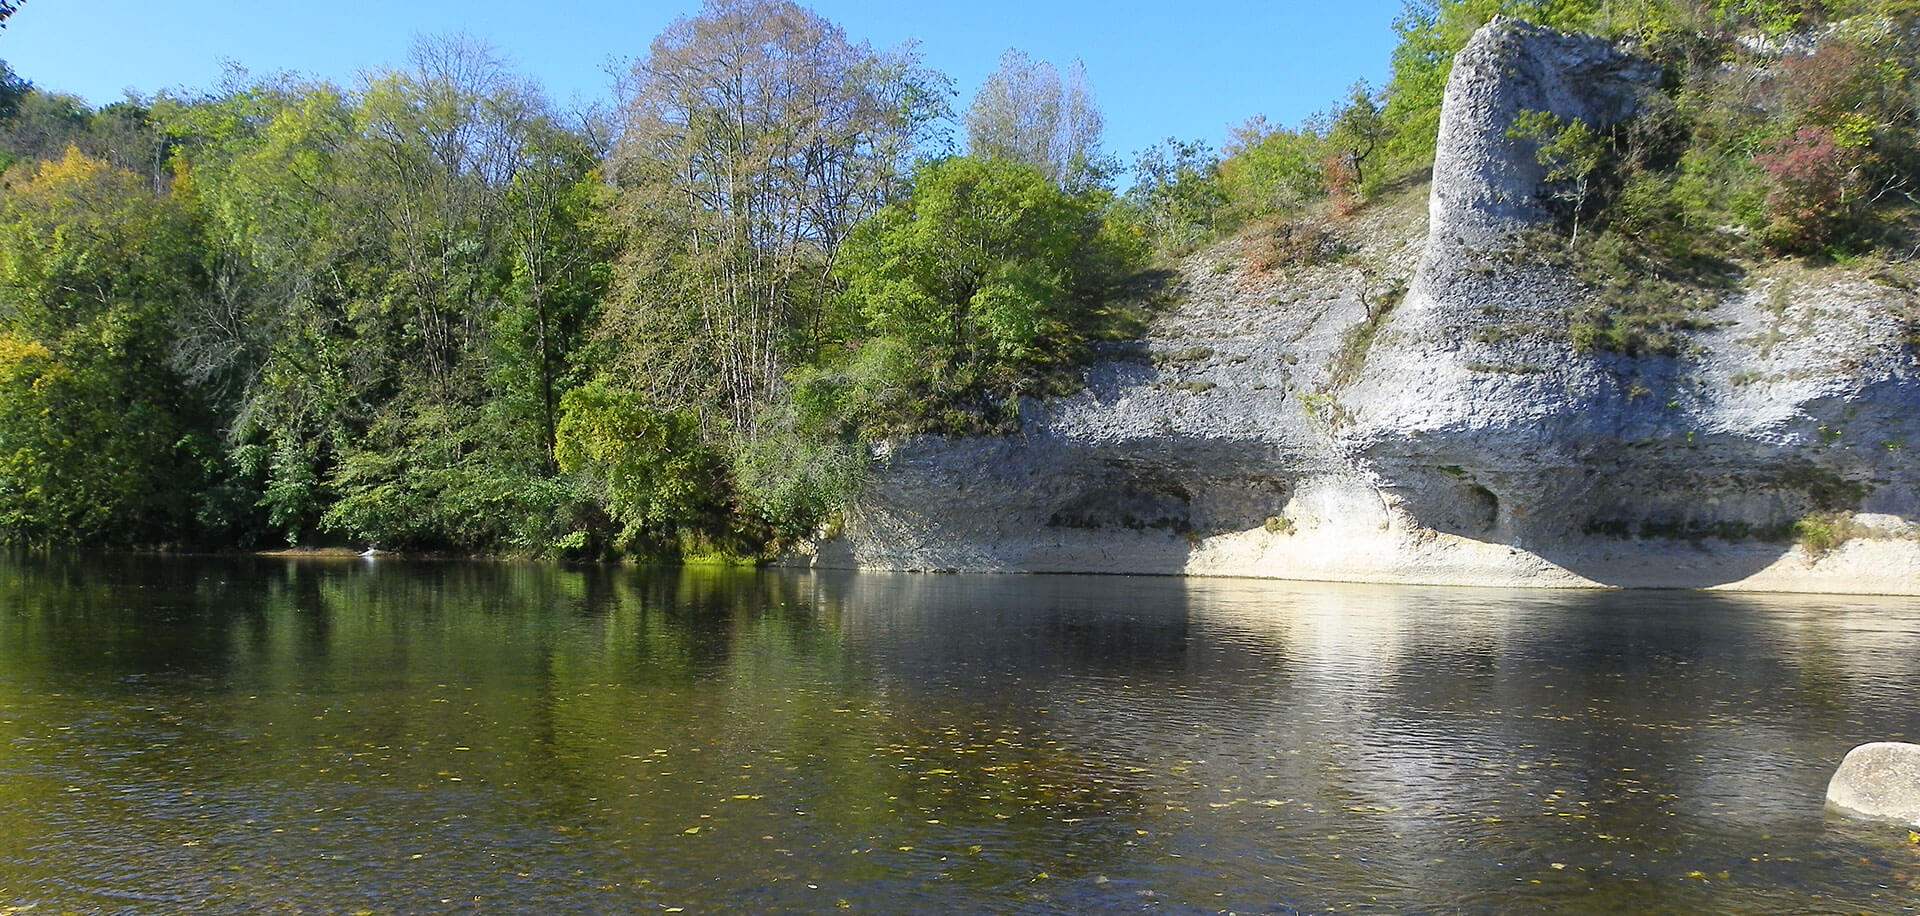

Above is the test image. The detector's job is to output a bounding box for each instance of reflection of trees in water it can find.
[0,553,275,682]
[807,572,1196,685]
[449,567,1168,902]
[4,558,1920,910]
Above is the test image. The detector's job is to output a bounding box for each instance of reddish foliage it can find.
[1754,126,1865,250]
[1320,152,1359,218]
[1757,127,1848,189]
[1245,218,1337,275]
[1777,42,1872,119]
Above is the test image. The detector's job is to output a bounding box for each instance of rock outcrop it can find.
[1427,18,1659,246]
[788,19,1920,595]
[1828,743,1920,826]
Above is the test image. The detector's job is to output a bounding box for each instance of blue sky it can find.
[0,0,1406,160]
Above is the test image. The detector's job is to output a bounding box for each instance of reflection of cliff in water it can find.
[4,559,1919,910]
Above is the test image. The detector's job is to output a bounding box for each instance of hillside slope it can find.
[792,18,1920,595]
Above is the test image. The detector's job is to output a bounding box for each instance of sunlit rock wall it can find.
[789,18,1920,595]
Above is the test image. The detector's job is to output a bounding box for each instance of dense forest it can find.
[1,0,1917,559]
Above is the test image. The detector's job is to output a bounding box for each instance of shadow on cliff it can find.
[1392,404,1917,591]
[1027,435,1306,573]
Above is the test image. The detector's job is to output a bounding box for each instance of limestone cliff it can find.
[791,18,1920,595]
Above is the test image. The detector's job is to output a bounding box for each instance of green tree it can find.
[0,60,27,123]
[834,156,1144,423]
[555,380,728,555]
[159,40,612,552]
[1219,116,1329,221]
[1510,109,1611,244]
[601,0,950,436]
[1126,137,1226,253]
[1330,81,1388,191]
[0,149,220,546]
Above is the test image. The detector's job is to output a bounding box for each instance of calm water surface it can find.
[1,556,1918,913]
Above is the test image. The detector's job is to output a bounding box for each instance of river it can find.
[1,556,1917,912]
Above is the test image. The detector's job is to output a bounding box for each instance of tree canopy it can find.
[1,0,1918,555]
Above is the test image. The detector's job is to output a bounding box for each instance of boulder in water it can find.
[1827,743,1920,825]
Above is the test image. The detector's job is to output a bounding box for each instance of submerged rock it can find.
[1827,743,1920,826]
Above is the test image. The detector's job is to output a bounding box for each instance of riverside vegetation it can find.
[2,0,1920,561]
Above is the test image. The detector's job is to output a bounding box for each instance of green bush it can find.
[1794,510,1858,556]
[1125,139,1228,253]
[833,156,1146,434]
[555,380,730,557]
[1220,124,1327,221]
[0,150,220,547]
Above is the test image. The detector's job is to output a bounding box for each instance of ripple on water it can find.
[0,559,1917,911]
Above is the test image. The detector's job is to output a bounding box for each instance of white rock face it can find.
[789,19,1920,595]
[1827,743,1920,826]
[1427,17,1659,247]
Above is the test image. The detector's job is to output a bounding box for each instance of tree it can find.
[0,90,93,168]
[1126,138,1226,252]
[1329,81,1387,191]
[0,60,27,122]
[555,380,727,554]
[159,40,612,551]
[500,128,612,466]
[1510,109,1610,245]
[965,50,1111,189]
[0,149,217,546]
[602,0,950,436]
[1219,116,1329,220]
[836,156,1143,395]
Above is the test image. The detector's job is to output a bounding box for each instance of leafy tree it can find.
[555,380,728,554]
[965,49,1112,189]
[500,137,613,465]
[1126,138,1226,253]
[1510,110,1611,244]
[0,60,27,123]
[1330,81,1388,192]
[1379,0,1474,174]
[0,149,220,546]
[0,90,93,169]
[1219,117,1329,221]
[601,0,950,436]
[834,156,1144,425]
[158,40,612,551]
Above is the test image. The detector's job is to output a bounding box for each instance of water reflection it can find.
[0,557,1917,912]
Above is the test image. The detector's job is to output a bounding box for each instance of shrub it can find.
[554,380,729,555]
[1509,110,1610,244]
[1794,510,1859,557]
[1245,218,1345,273]
[1126,138,1227,253]
[1754,126,1872,251]
[732,390,872,542]
[1567,231,1729,355]
[1219,120,1327,221]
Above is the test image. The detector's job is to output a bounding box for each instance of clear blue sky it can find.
[0,0,1405,160]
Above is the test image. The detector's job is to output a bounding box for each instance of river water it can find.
[0,556,1917,912]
